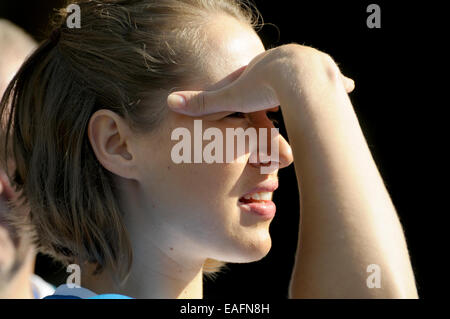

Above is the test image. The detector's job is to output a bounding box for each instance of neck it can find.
[83,255,204,299]
[82,180,205,298]
[82,225,205,298]
[121,246,205,299]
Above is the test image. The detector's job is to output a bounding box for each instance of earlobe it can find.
[87,110,137,179]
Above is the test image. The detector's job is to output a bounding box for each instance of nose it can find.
[248,112,294,172]
[278,135,294,169]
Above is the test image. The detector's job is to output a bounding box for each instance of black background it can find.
[0,0,427,299]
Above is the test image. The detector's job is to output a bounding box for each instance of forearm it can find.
[274,57,418,298]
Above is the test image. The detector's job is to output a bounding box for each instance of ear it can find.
[88,110,138,180]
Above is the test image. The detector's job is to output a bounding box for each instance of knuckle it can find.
[279,43,317,58]
[279,43,336,65]
[199,92,208,114]
[277,43,304,58]
[320,54,342,82]
[193,92,206,114]
[281,44,340,77]
[276,44,322,70]
[320,52,338,69]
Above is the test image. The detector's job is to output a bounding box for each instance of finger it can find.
[341,75,355,93]
[167,84,278,117]
[168,82,248,116]
[167,83,242,117]
[167,65,249,116]
[167,91,229,116]
[167,91,214,116]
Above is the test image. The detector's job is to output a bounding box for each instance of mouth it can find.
[239,191,273,203]
[237,179,278,219]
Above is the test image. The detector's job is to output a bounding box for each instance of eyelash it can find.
[226,112,279,125]
[267,112,279,125]
[226,112,246,118]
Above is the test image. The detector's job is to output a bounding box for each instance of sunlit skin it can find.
[85,15,293,298]
[86,11,418,299]
[165,36,418,298]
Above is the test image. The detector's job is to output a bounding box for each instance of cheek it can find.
[168,162,244,208]
[138,115,251,217]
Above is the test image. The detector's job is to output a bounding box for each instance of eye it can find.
[266,111,279,126]
[225,112,246,119]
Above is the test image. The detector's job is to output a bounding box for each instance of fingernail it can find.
[167,94,186,109]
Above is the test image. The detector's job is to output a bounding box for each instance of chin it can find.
[222,231,273,263]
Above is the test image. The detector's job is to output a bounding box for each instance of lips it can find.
[239,179,279,200]
[238,179,278,219]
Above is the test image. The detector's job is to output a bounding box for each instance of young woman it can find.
[0,0,418,298]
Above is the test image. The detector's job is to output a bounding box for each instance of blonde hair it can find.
[0,0,262,284]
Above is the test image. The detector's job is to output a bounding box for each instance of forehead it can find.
[202,15,265,86]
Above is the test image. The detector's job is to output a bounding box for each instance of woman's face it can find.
[130,16,294,264]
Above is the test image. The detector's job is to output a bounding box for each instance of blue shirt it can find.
[43,284,132,299]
